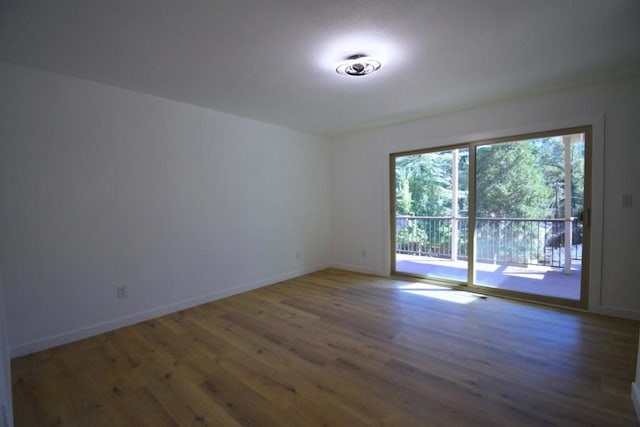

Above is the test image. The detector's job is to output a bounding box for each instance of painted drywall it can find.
[0,271,13,427]
[0,63,332,357]
[330,75,640,319]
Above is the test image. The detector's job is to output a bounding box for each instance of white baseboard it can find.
[330,262,385,277]
[594,305,640,321]
[13,263,636,358]
[633,382,640,424]
[10,264,330,358]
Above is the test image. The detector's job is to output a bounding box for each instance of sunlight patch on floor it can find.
[398,283,479,304]
[502,266,545,280]
[474,262,502,273]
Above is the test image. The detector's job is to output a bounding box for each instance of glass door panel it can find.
[392,148,469,284]
[472,132,587,303]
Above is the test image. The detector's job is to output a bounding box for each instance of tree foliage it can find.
[395,137,585,220]
[475,141,550,218]
[395,152,453,216]
[395,150,468,217]
[394,135,586,262]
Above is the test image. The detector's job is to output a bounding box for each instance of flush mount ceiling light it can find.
[336,54,382,76]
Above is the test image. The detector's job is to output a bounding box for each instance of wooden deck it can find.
[396,254,581,300]
[11,269,639,426]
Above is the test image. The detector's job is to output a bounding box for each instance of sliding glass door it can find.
[392,148,469,284]
[391,127,590,308]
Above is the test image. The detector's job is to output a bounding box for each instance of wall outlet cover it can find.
[116,286,128,299]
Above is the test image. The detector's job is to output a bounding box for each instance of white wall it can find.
[0,63,332,357]
[0,270,13,427]
[331,75,640,319]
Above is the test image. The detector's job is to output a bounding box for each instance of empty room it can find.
[1,1,639,426]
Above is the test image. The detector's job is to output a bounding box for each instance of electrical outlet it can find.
[361,249,367,257]
[296,251,301,259]
[621,193,633,208]
[116,286,128,299]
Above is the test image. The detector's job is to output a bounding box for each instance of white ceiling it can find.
[2,0,640,136]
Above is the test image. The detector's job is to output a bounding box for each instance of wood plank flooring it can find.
[11,269,640,426]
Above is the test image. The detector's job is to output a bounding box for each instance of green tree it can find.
[571,141,585,216]
[530,136,585,218]
[475,141,551,218]
[395,152,452,217]
[396,173,413,215]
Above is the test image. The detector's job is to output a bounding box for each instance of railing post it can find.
[451,149,459,261]
[563,136,572,274]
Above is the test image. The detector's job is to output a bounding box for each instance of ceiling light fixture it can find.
[336,54,381,77]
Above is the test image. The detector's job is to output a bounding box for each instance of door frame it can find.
[389,125,592,309]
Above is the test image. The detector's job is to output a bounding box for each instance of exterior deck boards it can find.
[396,254,581,300]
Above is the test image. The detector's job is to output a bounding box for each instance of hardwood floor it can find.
[11,269,640,426]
